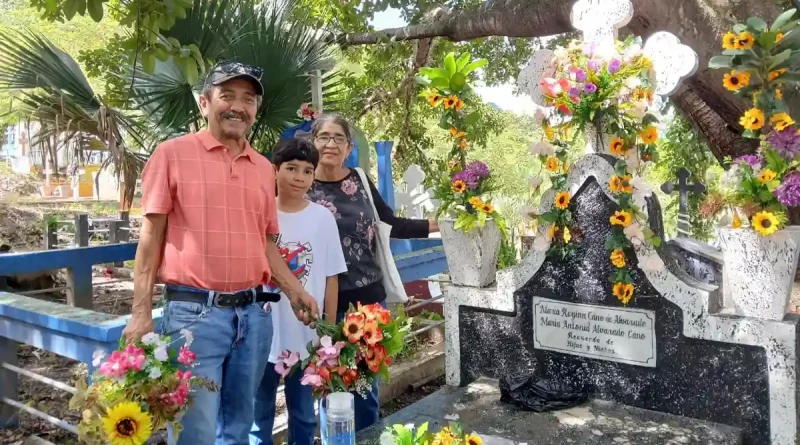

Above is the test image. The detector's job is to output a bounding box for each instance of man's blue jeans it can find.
[163,287,273,445]
[250,362,316,445]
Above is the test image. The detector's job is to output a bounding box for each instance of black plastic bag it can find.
[499,374,589,412]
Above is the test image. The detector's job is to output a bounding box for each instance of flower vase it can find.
[439,218,501,288]
[584,122,611,155]
[717,226,800,320]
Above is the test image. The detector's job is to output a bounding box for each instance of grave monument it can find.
[438,1,800,444]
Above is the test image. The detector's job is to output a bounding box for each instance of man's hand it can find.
[123,312,155,343]
[287,289,320,326]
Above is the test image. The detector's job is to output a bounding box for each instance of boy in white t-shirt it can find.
[250,138,347,445]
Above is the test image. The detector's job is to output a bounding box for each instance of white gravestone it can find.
[533,296,656,367]
[394,164,440,219]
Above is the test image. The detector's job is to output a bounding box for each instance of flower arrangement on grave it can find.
[532,37,663,304]
[69,331,214,445]
[378,421,482,445]
[274,303,409,399]
[416,52,507,236]
[703,9,800,236]
[297,102,318,121]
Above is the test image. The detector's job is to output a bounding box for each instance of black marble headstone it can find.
[459,178,770,443]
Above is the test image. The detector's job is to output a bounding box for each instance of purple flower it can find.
[587,59,600,72]
[768,127,800,160]
[341,178,358,196]
[735,154,762,168]
[584,83,597,94]
[570,67,587,82]
[569,85,583,98]
[466,161,490,178]
[775,172,800,207]
[607,59,622,74]
[453,170,479,190]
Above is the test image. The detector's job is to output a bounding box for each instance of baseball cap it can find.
[204,60,264,96]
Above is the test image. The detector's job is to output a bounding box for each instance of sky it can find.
[370,8,537,115]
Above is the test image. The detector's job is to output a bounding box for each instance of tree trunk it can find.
[338,0,788,165]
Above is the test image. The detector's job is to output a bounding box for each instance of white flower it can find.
[148,366,162,379]
[554,47,569,61]
[625,149,640,175]
[639,254,665,272]
[624,76,641,90]
[528,176,543,190]
[533,235,550,252]
[180,328,194,346]
[529,141,555,157]
[623,222,646,246]
[154,346,168,362]
[379,431,396,445]
[141,332,161,346]
[92,349,105,367]
[630,176,652,209]
[628,101,648,122]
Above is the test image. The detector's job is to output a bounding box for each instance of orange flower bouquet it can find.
[275,303,410,398]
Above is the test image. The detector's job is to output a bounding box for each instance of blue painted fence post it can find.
[375,141,395,209]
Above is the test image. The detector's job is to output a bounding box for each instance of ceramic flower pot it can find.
[717,226,800,320]
[439,218,501,288]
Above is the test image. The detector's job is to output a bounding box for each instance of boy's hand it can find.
[289,290,319,326]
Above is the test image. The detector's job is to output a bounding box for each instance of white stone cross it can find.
[394,164,439,219]
[643,31,699,96]
[571,0,634,59]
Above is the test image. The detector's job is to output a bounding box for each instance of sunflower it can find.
[469,196,483,208]
[563,227,572,243]
[102,402,153,445]
[610,249,626,268]
[465,433,483,445]
[769,68,788,82]
[776,89,784,100]
[459,139,468,150]
[735,31,755,49]
[426,90,443,107]
[739,108,765,131]
[722,71,750,92]
[722,31,738,50]
[544,123,555,141]
[752,211,779,236]
[777,32,785,43]
[443,96,458,109]
[610,210,632,227]
[548,225,556,240]
[480,202,495,214]
[609,175,633,194]
[450,127,467,139]
[545,156,560,172]
[638,126,658,145]
[612,282,635,304]
[732,214,742,229]
[609,137,626,155]
[770,113,795,131]
[451,180,467,193]
[562,160,570,174]
[555,191,571,210]
[454,98,465,111]
[632,88,654,104]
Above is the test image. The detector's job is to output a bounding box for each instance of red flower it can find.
[318,366,332,383]
[365,344,387,372]
[178,345,196,366]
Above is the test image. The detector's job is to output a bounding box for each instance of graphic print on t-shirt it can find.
[265,233,313,293]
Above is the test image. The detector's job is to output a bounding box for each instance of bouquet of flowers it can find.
[416,52,507,236]
[275,303,410,398]
[379,421,482,445]
[69,331,214,445]
[703,8,800,234]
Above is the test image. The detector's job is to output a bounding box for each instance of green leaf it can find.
[419,67,449,80]
[769,49,792,69]
[43,0,57,13]
[180,56,199,85]
[438,113,451,130]
[462,59,488,77]
[772,8,797,32]
[722,49,747,56]
[747,17,768,32]
[444,52,457,76]
[450,72,466,91]
[430,77,450,91]
[733,24,748,33]
[415,422,429,440]
[456,52,471,71]
[540,210,558,223]
[759,32,777,50]
[465,112,480,125]
[141,49,156,74]
[63,0,77,19]
[708,56,733,70]
[87,0,103,22]
[167,37,181,49]
[76,0,85,15]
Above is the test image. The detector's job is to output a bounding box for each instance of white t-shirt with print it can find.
[266,201,347,363]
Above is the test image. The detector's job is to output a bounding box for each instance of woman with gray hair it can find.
[308,114,438,432]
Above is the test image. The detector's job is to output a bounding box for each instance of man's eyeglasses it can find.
[315,135,349,145]
[212,61,264,81]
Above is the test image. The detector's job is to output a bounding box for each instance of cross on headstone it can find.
[394,164,440,219]
[570,0,633,58]
[660,167,706,238]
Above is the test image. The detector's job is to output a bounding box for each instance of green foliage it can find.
[497,235,518,270]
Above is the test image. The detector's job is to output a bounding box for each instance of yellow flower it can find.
[102,402,153,445]
[545,156,560,172]
[723,71,750,92]
[739,108,765,131]
[469,196,483,208]
[480,202,495,214]
[544,123,555,141]
[563,227,572,243]
[555,191,571,210]
[641,56,653,69]
[732,214,742,228]
[425,90,443,107]
[459,139,468,150]
[443,96,458,109]
[722,31,739,50]
[638,126,658,145]
[609,137,626,155]
[776,89,784,100]
[769,68,788,82]
[610,210,632,227]
[770,113,795,132]
[777,32,785,43]
[454,98,465,111]
[451,180,467,193]
[548,225,556,240]
[610,249,626,268]
[758,169,777,183]
[562,160,570,174]
[609,175,633,194]
[465,433,483,445]
[632,88,654,104]
[752,211,779,236]
[613,282,634,304]
[735,32,754,50]
[449,127,467,139]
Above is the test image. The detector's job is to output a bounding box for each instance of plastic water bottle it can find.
[325,392,355,445]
